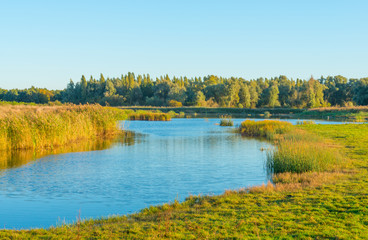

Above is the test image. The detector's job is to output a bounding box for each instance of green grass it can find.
[296,106,368,121]
[239,120,343,173]
[1,123,368,239]
[267,138,342,173]
[239,120,292,139]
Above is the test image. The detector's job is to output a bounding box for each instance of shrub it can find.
[264,111,271,118]
[168,100,183,107]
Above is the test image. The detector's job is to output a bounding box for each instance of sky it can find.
[0,0,367,90]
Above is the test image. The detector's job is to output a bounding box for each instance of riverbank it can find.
[1,122,367,238]
[0,104,171,152]
[119,106,368,121]
[0,105,127,151]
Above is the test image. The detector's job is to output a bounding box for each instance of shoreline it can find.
[1,122,367,238]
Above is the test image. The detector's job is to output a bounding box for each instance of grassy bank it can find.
[0,105,172,152]
[119,106,303,118]
[296,106,368,122]
[120,106,368,121]
[1,122,367,238]
[239,120,343,173]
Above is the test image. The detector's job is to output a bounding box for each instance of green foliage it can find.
[2,74,368,108]
[264,111,271,118]
[168,100,183,107]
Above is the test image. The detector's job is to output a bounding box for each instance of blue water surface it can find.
[0,118,347,229]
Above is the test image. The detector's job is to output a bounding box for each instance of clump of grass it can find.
[264,111,271,118]
[128,111,171,121]
[239,120,292,139]
[350,111,368,122]
[219,115,234,126]
[239,120,343,174]
[267,139,342,173]
[167,110,178,118]
[219,119,234,126]
[296,120,315,125]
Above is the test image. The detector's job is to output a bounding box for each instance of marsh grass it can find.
[218,115,234,126]
[239,120,343,174]
[296,120,315,125]
[128,111,171,121]
[0,104,128,151]
[219,119,234,126]
[239,120,292,139]
[267,139,342,173]
[349,111,368,122]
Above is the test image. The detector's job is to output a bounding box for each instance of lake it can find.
[0,118,346,229]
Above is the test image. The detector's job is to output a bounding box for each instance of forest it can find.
[1,73,368,108]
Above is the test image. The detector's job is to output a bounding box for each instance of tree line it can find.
[1,73,368,108]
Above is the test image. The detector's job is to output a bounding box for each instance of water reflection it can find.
[0,131,136,171]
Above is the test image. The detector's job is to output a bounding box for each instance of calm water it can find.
[0,118,346,229]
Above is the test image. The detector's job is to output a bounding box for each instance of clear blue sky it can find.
[1,0,367,90]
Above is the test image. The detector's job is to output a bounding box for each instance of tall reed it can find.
[128,111,171,121]
[0,104,127,151]
[267,139,341,173]
[239,120,292,139]
[239,120,342,174]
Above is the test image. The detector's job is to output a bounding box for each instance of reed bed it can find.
[0,104,128,151]
[239,120,292,139]
[128,111,171,121]
[267,139,342,173]
[239,120,342,174]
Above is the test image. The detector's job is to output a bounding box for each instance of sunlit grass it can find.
[129,111,171,121]
[267,139,342,173]
[239,120,292,139]
[239,120,343,173]
[0,104,128,151]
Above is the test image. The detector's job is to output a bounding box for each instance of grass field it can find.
[1,122,367,239]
